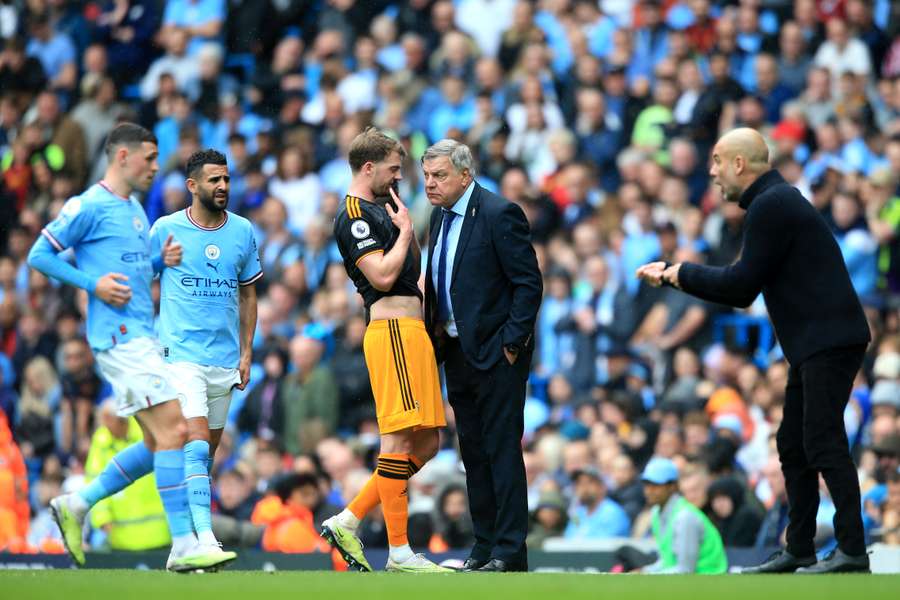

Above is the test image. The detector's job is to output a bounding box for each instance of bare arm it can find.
[237,284,257,390]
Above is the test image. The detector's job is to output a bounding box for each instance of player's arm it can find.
[672,195,791,307]
[28,235,98,292]
[29,238,132,308]
[237,283,257,391]
[237,228,263,390]
[356,189,413,292]
[28,200,132,307]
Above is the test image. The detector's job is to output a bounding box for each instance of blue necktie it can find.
[437,209,457,323]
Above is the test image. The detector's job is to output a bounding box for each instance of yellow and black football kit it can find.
[334,195,445,433]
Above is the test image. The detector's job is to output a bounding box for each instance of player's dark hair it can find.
[186,148,228,180]
[348,127,406,173]
[273,473,319,503]
[104,123,157,158]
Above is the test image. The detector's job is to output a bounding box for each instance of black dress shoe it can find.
[741,550,816,574]
[796,549,870,574]
[460,557,489,572]
[477,559,511,572]
[476,558,528,573]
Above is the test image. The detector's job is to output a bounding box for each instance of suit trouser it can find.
[443,336,529,567]
[776,344,867,557]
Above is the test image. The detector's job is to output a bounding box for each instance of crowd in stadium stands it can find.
[1,0,900,559]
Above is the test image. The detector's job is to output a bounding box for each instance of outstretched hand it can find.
[635,261,667,287]
[635,262,681,289]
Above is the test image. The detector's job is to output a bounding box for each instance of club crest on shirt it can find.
[61,198,81,217]
[132,216,144,232]
[351,220,370,239]
[205,244,221,260]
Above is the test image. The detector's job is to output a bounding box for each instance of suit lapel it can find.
[450,183,480,286]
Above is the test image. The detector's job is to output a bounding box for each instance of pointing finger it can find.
[388,186,405,208]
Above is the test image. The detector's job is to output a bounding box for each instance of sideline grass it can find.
[3,570,898,600]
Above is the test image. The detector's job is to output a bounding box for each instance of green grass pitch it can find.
[2,571,898,600]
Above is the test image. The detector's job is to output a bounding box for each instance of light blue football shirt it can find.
[41,182,156,351]
[150,207,262,368]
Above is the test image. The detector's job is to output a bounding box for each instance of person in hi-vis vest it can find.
[640,457,727,574]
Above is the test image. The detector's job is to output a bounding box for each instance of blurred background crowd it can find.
[1,0,900,560]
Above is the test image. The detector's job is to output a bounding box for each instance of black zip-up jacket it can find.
[679,170,870,365]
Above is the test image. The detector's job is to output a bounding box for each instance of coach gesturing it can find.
[637,128,871,574]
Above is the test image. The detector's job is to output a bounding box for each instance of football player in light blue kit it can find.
[27,124,235,572]
[150,149,261,553]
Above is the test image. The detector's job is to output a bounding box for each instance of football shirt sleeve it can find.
[335,201,387,266]
[239,224,263,286]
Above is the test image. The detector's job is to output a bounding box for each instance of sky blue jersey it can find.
[38,182,156,351]
[150,207,262,368]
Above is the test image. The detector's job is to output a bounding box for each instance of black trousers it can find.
[443,337,529,568]
[776,344,867,557]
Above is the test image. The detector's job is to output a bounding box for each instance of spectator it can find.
[707,476,763,547]
[16,356,59,458]
[161,0,226,57]
[754,54,797,124]
[526,488,568,549]
[216,464,260,521]
[26,12,76,95]
[428,483,475,552]
[281,335,339,456]
[237,346,287,444]
[814,17,873,85]
[775,23,812,96]
[832,191,879,301]
[58,337,110,460]
[268,145,323,237]
[564,467,630,539]
[608,453,646,522]
[84,399,170,550]
[0,37,47,106]
[71,76,127,166]
[641,457,727,574]
[30,90,87,187]
[139,28,198,103]
[250,473,332,553]
[880,470,900,545]
[0,410,28,550]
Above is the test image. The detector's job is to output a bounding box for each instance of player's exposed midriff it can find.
[369,294,423,322]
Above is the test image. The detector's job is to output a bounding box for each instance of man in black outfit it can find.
[637,128,871,574]
[423,139,543,572]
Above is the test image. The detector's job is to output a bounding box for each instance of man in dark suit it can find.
[422,139,542,572]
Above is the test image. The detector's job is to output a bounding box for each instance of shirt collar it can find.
[738,169,785,210]
[448,181,476,218]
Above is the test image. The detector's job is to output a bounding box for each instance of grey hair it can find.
[422,139,476,176]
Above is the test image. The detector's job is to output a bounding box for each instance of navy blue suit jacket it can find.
[425,183,543,370]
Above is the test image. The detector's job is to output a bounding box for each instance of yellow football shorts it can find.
[363,317,446,434]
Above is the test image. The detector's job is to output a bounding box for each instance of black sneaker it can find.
[741,550,816,574]
[796,549,870,574]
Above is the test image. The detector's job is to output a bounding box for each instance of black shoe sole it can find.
[797,565,871,574]
[321,525,371,572]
